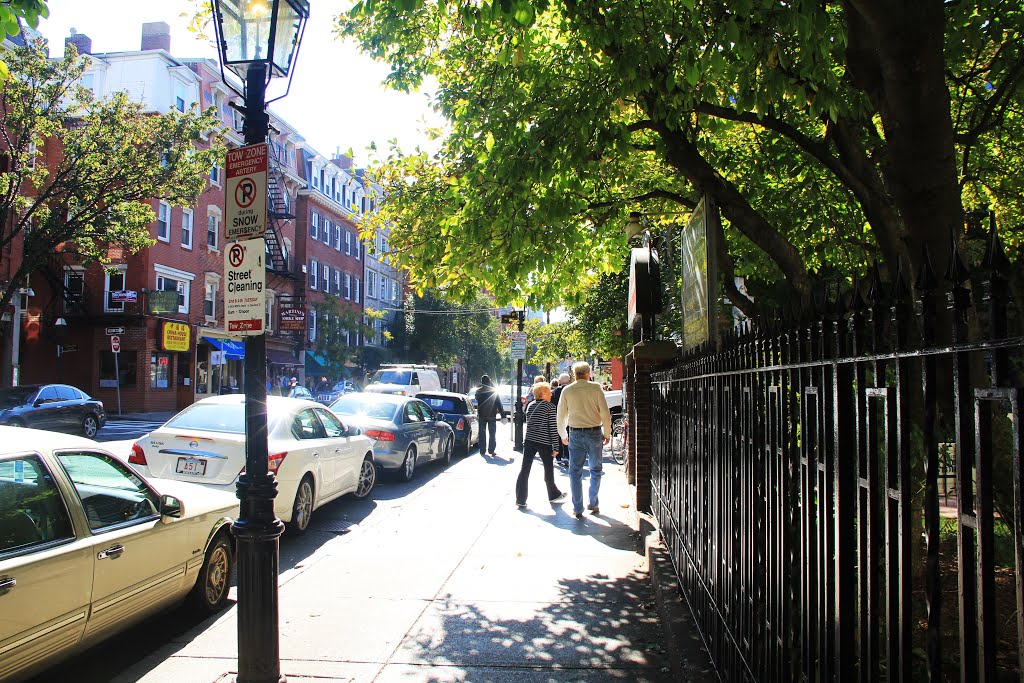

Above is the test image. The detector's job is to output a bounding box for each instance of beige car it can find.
[0,427,237,682]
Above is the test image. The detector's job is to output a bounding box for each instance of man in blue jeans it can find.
[474,375,507,456]
[556,361,612,518]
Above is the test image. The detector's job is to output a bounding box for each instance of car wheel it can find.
[442,435,454,466]
[188,531,233,615]
[288,476,315,535]
[353,454,376,499]
[8,419,24,428]
[399,446,417,482]
[82,413,99,438]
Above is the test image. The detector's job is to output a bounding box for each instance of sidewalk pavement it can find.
[116,425,716,683]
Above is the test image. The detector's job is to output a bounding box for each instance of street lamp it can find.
[211,1,308,682]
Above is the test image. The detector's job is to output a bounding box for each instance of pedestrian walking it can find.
[474,375,507,456]
[556,361,612,518]
[551,372,572,466]
[515,382,565,508]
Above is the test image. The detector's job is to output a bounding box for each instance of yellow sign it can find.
[161,321,191,352]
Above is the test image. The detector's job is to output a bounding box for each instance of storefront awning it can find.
[267,348,298,366]
[305,350,326,370]
[202,336,245,360]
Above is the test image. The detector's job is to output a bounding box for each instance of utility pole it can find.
[514,309,525,451]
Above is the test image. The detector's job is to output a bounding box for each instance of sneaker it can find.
[489,452,497,456]
[574,511,584,519]
[549,492,566,503]
[588,505,600,515]
[516,503,527,509]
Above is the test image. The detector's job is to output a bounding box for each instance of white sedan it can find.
[129,395,376,534]
[0,427,237,682]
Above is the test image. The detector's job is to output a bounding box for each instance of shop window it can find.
[99,350,137,388]
[150,353,171,389]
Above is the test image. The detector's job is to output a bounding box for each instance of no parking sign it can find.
[225,143,267,241]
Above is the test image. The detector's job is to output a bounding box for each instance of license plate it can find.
[176,457,207,476]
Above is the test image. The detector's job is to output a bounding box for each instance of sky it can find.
[38,0,441,165]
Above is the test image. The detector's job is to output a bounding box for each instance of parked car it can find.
[285,385,314,400]
[0,384,106,438]
[0,427,237,681]
[364,364,442,396]
[329,393,455,482]
[315,380,356,405]
[416,391,478,453]
[128,395,376,534]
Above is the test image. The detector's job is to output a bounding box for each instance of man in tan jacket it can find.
[556,361,612,518]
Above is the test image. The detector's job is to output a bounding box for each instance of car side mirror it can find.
[34,398,45,407]
[160,494,183,520]
[347,426,361,437]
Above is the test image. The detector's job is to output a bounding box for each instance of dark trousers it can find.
[515,440,562,504]
[479,416,498,455]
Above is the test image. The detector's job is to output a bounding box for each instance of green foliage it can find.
[568,271,629,359]
[386,289,501,380]
[0,41,223,314]
[310,299,384,378]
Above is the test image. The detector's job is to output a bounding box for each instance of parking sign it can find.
[225,143,268,241]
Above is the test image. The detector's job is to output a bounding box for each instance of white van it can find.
[365,364,442,396]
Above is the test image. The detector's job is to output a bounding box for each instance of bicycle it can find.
[609,416,626,465]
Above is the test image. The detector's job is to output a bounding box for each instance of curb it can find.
[641,512,720,683]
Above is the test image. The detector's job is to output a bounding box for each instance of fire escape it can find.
[39,252,91,321]
[265,141,298,279]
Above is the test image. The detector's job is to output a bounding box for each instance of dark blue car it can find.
[0,384,106,438]
[416,391,478,453]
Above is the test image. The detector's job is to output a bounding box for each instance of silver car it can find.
[329,393,455,482]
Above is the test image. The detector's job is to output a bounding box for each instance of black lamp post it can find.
[211,1,308,682]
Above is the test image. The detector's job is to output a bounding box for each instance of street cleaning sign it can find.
[224,239,266,335]
[225,142,268,241]
[510,331,527,360]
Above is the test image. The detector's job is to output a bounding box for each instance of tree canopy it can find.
[0,42,221,316]
[340,0,1024,315]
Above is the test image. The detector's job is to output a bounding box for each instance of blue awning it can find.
[202,336,245,360]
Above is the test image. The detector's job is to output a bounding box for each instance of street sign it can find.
[224,239,266,335]
[510,331,527,360]
[110,336,121,353]
[278,306,306,332]
[225,143,268,241]
[105,326,125,335]
[500,311,525,325]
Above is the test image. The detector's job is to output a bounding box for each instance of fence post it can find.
[627,340,678,514]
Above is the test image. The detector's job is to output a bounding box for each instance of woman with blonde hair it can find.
[515,382,565,507]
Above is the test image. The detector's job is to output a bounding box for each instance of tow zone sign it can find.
[224,239,266,335]
[225,143,268,241]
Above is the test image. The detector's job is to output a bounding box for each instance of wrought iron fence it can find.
[650,235,1023,682]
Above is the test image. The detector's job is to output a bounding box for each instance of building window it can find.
[322,218,331,243]
[308,309,317,342]
[308,258,318,289]
[157,201,170,241]
[344,230,352,256]
[334,224,341,251]
[354,277,361,304]
[333,269,341,295]
[104,268,127,312]
[392,279,399,303]
[207,212,219,249]
[156,274,190,314]
[151,353,171,389]
[310,211,318,239]
[320,264,329,291]
[344,273,351,300]
[99,350,137,388]
[210,165,221,186]
[181,209,193,249]
[265,290,275,332]
[355,238,361,260]
[367,270,376,298]
[174,81,187,112]
[204,281,216,319]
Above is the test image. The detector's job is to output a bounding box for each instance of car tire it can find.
[399,446,417,482]
[8,419,25,428]
[352,454,376,499]
[288,475,315,535]
[188,531,233,615]
[82,413,100,438]
[442,435,454,466]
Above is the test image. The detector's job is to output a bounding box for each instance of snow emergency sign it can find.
[225,142,268,241]
[224,239,266,335]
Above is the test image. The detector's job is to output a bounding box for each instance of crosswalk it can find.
[95,419,168,443]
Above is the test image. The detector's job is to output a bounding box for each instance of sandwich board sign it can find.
[225,143,268,241]
[224,239,266,335]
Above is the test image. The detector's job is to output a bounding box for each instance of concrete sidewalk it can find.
[115,426,715,683]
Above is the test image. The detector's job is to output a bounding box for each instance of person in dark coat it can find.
[474,375,507,456]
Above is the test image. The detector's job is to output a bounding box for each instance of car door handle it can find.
[0,576,15,594]
[97,544,125,560]
[312,452,319,458]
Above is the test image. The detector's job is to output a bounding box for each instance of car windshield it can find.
[330,395,399,421]
[164,402,287,433]
[420,396,461,413]
[371,369,412,385]
[0,387,38,408]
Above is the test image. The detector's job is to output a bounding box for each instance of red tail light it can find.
[240,451,289,476]
[364,429,396,441]
[129,443,147,466]
[456,418,465,430]
[268,451,288,474]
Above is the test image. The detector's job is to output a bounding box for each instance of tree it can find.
[339,0,1024,315]
[0,41,222,318]
[0,2,48,80]
[386,289,501,381]
[310,299,386,379]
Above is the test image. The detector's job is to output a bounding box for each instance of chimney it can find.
[141,21,171,52]
[65,28,92,56]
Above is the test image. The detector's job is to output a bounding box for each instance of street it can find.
[93,418,170,444]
